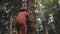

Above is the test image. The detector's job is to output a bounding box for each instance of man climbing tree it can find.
[15,6,28,34]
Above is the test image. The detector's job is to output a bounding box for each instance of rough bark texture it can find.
[27,0,36,34]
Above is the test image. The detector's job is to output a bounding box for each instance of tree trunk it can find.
[37,0,48,34]
[27,0,37,34]
[54,1,60,34]
[9,15,12,34]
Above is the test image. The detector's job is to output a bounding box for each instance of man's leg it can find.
[20,23,27,34]
[16,24,21,34]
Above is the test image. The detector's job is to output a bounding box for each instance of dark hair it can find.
[20,9,27,12]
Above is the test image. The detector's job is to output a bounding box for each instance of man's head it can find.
[20,6,27,12]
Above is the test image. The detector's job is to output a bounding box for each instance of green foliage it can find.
[0,8,9,34]
[0,0,58,34]
[35,0,58,34]
[0,0,22,34]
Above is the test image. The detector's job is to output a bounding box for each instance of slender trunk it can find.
[9,15,12,34]
[37,0,48,34]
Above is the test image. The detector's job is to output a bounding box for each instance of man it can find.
[15,6,28,34]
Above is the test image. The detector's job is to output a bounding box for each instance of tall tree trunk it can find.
[54,0,60,34]
[27,0,37,34]
[9,15,12,34]
[37,0,48,34]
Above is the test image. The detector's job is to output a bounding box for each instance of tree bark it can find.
[27,0,37,34]
[9,15,12,34]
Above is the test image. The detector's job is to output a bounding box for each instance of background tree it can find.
[54,0,60,34]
